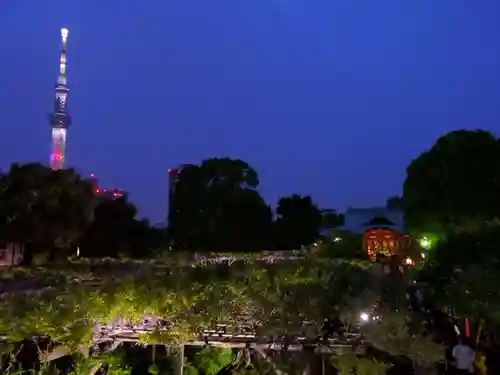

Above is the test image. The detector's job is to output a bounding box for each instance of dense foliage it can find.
[419,221,500,342]
[0,160,335,261]
[79,197,165,259]
[0,256,446,375]
[0,258,366,344]
[0,163,95,262]
[168,157,330,252]
[403,130,500,237]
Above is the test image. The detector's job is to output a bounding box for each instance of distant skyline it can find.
[1,0,499,221]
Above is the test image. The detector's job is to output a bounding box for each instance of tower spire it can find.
[49,27,72,170]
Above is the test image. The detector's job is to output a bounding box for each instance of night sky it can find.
[1,1,499,222]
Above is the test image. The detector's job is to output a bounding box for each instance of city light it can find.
[359,312,370,322]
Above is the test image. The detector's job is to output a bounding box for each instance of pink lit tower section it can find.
[49,28,71,170]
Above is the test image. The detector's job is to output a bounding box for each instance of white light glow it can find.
[405,257,414,265]
[333,237,341,242]
[61,28,69,42]
[57,92,68,108]
[359,312,370,322]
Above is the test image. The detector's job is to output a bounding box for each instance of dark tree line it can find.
[79,196,166,259]
[0,164,95,263]
[0,163,166,261]
[0,159,335,260]
[168,158,329,252]
[2,128,500,260]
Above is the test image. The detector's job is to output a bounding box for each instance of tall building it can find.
[88,173,99,193]
[167,167,181,198]
[167,165,186,225]
[49,28,71,170]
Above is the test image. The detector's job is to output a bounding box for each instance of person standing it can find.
[452,337,475,374]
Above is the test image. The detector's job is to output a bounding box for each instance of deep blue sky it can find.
[1,1,499,222]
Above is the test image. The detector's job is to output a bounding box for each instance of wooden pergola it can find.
[1,319,364,375]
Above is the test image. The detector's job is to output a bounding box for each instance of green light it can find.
[420,236,431,249]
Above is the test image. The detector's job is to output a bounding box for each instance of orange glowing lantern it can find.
[363,227,399,260]
[362,215,402,260]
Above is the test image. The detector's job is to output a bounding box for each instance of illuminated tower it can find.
[49,28,71,170]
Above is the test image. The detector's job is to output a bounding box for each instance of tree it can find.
[211,188,272,252]
[403,130,500,237]
[169,157,271,251]
[416,223,500,375]
[197,157,259,190]
[79,197,136,258]
[0,163,95,262]
[79,197,162,258]
[420,222,500,329]
[127,219,167,258]
[272,194,322,249]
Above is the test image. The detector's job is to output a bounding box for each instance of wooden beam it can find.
[106,338,362,353]
[39,347,70,362]
[38,341,123,363]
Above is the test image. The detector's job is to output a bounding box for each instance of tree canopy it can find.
[0,159,332,262]
[79,197,162,259]
[403,130,500,236]
[0,256,444,375]
[0,163,95,261]
[0,163,166,262]
[420,221,500,325]
[271,195,322,250]
[168,158,325,252]
[168,158,272,251]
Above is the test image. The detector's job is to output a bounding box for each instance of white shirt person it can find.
[452,339,475,374]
